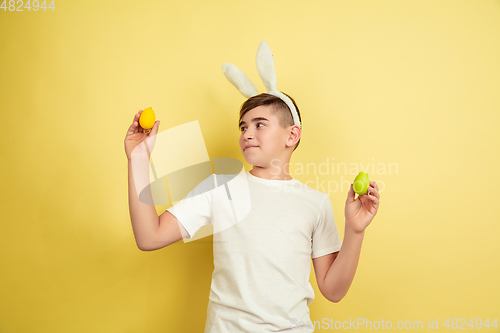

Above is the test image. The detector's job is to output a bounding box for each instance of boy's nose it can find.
[243,130,254,140]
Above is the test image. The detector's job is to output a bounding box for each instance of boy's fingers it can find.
[359,193,372,207]
[368,193,379,209]
[128,113,140,131]
[367,186,379,199]
[346,183,356,203]
[126,122,137,135]
[149,121,160,136]
[126,111,145,136]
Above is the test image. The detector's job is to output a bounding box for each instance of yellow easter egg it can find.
[139,107,156,129]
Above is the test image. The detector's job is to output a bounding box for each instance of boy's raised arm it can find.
[124,111,184,251]
[124,110,161,250]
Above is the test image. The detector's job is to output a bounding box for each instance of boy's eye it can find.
[240,123,264,132]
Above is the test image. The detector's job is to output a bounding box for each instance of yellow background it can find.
[1,0,499,332]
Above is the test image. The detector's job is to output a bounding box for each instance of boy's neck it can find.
[249,165,293,181]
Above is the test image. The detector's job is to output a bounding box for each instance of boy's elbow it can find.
[137,240,172,251]
[136,241,156,251]
[326,292,343,303]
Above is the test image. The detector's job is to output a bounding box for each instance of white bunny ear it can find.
[256,41,277,92]
[222,63,258,98]
[255,41,301,128]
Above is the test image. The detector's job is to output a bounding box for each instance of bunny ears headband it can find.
[222,41,301,128]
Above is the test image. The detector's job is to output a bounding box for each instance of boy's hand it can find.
[124,110,160,160]
[344,180,380,233]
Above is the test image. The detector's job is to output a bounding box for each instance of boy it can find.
[124,92,380,332]
[125,40,380,331]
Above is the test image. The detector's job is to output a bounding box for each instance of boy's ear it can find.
[286,125,301,148]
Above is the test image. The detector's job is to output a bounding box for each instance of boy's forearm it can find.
[128,156,159,250]
[323,223,364,302]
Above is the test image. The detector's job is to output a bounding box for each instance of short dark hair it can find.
[238,92,302,151]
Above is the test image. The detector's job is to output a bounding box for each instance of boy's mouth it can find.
[244,145,259,151]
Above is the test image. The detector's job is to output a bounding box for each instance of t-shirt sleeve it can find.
[166,173,214,239]
[311,194,343,259]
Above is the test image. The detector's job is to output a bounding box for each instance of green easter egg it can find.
[353,172,370,195]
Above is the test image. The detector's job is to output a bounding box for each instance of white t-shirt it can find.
[166,170,343,332]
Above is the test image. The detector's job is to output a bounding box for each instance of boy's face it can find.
[238,105,292,167]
